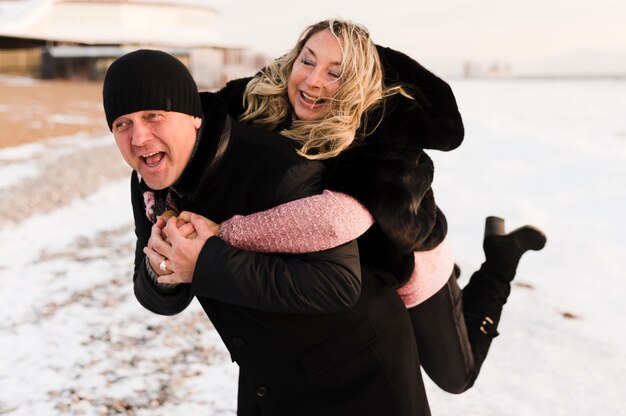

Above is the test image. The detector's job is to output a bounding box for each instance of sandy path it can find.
[0,76,108,149]
[0,77,131,227]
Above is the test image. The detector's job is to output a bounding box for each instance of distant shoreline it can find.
[452,74,626,81]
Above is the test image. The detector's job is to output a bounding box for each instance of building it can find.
[0,0,266,88]
[462,59,513,79]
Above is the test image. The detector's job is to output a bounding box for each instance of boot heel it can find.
[485,216,505,237]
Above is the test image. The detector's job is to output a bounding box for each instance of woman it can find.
[158,18,546,412]
[214,18,547,392]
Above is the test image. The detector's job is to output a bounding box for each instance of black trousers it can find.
[408,267,480,394]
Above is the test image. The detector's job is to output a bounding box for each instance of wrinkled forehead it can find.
[111,110,202,132]
[115,109,165,119]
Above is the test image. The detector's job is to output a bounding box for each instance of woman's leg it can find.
[409,217,546,393]
[409,268,477,393]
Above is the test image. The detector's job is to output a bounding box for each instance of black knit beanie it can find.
[102,49,203,130]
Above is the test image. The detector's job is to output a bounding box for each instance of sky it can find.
[209,0,626,77]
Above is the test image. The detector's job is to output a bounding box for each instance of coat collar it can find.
[172,92,232,200]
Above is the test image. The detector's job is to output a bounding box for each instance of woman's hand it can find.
[159,210,198,240]
[177,211,220,237]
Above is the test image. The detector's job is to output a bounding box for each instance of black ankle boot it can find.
[482,216,547,280]
[462,216,546,371]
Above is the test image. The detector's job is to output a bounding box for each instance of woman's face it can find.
[288,29,342,121]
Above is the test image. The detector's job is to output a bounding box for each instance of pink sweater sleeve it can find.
[220,190,374,253]
[221,189,454,309]
[396,237,455,308]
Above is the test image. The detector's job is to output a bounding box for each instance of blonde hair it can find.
[240,19,407,160]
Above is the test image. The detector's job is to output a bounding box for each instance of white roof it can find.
[0,0,221,47]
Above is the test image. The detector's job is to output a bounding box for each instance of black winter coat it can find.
[217,45,465,287]
[131,93,430,415]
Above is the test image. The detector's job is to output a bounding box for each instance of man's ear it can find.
[193,117,202,129]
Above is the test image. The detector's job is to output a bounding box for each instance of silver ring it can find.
[159,259,167,272]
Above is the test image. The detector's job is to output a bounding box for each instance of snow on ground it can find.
[0,135,112,189]
[0,178,240,415]
[1,79,625,415]
[427,79,626,415]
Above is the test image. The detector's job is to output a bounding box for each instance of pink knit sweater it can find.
[220,190,453,307]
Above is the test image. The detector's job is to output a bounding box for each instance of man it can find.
[104,50,427,416]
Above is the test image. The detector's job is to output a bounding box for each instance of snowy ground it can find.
[1,79,625,415]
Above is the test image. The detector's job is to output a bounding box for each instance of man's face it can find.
[112,110,202,190]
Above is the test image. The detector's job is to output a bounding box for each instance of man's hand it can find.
[144,217,173,277]
[143,211,200,276]
[143,213,218,284]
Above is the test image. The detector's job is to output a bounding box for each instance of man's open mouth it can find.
[142,151,165,167]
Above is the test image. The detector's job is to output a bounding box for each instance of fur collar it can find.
[374,45,464,152]
[326,144,446,254]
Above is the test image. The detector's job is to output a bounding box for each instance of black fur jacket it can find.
[217,46,465,285]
